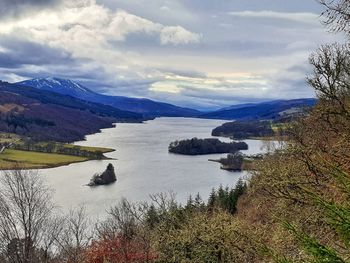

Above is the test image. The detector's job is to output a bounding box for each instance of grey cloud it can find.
[0,0,336,110]
[0,0,61,17]
[0,38,74,68]
[267,64,315,99]
[87,79,159,97]
[273,78,314,99]
[227,11,319,25]
[286,64,312,74]
[179,0,322,13]
[148,87,269,111]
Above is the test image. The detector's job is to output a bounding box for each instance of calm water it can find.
[40,118,268,218]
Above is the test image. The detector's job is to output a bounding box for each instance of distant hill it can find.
[0,81,143,142]
[212,121,274,139]
[18,78,200,118]
[200,99,317,120]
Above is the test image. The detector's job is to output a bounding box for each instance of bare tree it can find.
[318,0,350,34]
[95,197,165,263]
[55,206,93,263]
[40,215,65,263]
[307,43,350,125]
[0,169,57,263]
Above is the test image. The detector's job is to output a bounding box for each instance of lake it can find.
[41,117,268,218]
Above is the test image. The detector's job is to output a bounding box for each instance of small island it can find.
[88,163,117,186]
[209,153,263,171]
[216,152,244,171]
[168,137,248,155]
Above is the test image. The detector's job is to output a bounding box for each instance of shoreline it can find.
[0,156,115,170]
[0,117,273,171]
[0,147,115,170]
[208,158,257,171]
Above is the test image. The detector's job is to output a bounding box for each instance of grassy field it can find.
[0,132,115,169]
[56,143,114,153]
[17,141,114,154]
[0,149,89,169]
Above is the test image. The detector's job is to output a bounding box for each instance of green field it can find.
[0,149,89,169]
[0,133,115,169]
[58,144,114,153]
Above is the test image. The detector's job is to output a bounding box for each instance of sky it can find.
[0,0,344,110]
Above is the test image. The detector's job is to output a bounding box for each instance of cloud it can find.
[228,10,319,24]
[0,0,61,17]
[107,11,201,45]
[0,0,339,110]
[149,82,182,94]
[0,38,73,68]
[160,26,201,45]
[107,11,160,41]
[0,1,201,46]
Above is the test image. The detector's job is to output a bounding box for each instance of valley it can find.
[0,78,311,170]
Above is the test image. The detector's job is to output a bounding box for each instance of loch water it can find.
[41,118,269,218]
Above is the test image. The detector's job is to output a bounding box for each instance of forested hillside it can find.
[0,82,143,142]
[212,120,275,139]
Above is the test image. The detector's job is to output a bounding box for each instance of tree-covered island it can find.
[168,137,248,155]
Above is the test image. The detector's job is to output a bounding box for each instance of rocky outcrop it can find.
[88,163,116,186]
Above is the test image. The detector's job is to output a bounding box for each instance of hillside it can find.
[18,78,200,118]
[201,98,317,120]
[0,81,143,142]
[212,120,275,139]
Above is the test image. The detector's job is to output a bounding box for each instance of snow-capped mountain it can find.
[17,78,200,117]
[18,77,93,97]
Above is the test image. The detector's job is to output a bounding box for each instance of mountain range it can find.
[17,77,317,121]
[0,77,318,142]
[0,81,143,142]
[201,98,317,120]
[18,78,199,118]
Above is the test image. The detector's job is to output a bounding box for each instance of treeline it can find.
[0,96,114,143]
[212,120,275,139]
[0,85,142,143]
[2,113,55,129]
[10,140,106,159]
[168,137,248,155]
[0,169,246,263]
[207,180,247,214]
